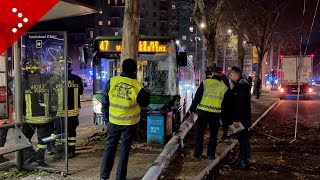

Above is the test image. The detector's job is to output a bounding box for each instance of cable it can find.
[304,0,320,55]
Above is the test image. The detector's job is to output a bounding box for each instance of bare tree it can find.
[244,0,287,80]
[193,0,225,67]
[221,0,251,70]
[121,0,140,65]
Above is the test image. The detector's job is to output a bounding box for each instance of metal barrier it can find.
[142,113,198,180]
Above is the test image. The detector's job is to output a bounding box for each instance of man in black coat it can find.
[229,66,251,169]
[256,77,261,99]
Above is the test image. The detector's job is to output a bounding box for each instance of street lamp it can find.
[223,29,233,73]
[195,23,206,83]
[176,40,180,44]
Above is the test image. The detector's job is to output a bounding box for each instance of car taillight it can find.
[280,88,285,93]
[308,88,313,93]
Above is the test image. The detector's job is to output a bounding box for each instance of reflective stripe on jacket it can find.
[57,85,80,117]
[108,76,143,125]
[198,79,227,113]
[24,92,51,124]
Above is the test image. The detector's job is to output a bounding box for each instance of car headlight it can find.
[93,97,102,114]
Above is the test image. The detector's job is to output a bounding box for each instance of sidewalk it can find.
[20,91,279,180]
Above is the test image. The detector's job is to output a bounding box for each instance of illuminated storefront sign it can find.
[99,40,168,53]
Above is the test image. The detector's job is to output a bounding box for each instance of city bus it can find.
[91,36,195,132]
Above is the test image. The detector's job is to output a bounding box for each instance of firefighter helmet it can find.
[22,57,41,74]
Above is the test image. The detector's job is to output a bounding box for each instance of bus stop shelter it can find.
[0,0,98,173]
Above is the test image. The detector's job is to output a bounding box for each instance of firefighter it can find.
[187,66,228,160]
[52,57,83,159]
[22,57,57,166]
[100,58,150,180]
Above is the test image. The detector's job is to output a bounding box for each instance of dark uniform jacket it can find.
[230,77,251,128]
[101,72,150,122]
[67,72,84,110]
[22,73,56,122]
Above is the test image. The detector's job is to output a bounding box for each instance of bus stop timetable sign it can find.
[0,0,59,54]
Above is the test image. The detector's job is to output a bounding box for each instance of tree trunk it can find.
[120,0,140,66]
[204,31,216,67]
[237,26,245,70]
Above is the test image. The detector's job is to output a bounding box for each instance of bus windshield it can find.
[138,53,177,96]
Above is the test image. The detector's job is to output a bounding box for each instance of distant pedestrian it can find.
[100,59,150,180]
[256,77,261,99]
[229,66,251,169]
[247,76,253,95]
[187,66,228,160]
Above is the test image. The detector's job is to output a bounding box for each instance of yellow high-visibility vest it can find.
[198,79,227,113]
[108,76,144,125]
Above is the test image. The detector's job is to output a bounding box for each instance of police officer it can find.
[22,57,57,166]
[52,58,83,158]
[187,66,228,160]
[100,58,150,180]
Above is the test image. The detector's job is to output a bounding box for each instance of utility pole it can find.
[270,35,274,70]
[121,0,140,66]
[223,43,227,73]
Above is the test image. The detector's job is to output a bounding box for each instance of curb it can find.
[191,99,280,180]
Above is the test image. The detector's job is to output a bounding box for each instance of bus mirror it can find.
[178,52,187,66]
[83,46,88,64]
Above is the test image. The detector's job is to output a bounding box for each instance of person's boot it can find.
[47,142,58,156]
[0,155,9,163]
[36,149,47,166]
[67,146,76,158]
[230,159,250,169]
[23,148,37,165]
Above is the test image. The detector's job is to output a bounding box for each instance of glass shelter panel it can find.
[20,32,68,170]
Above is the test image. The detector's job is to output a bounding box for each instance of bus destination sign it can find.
[99,40,168,53]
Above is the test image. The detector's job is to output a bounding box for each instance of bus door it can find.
[92,53,117,125]
[137,61,147,84]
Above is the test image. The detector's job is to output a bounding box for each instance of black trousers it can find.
[100,122,137,180]
[22,122,54,160]
[256,88,260,98]
[237,128,251,162]
[0,127,9,147]
[52,116,79,153]
[194,110,220,158]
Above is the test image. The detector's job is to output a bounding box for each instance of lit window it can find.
[108,0,111,4]
[115,32,119,36]
[90,31,94,38]
[108,21,111,25]
[182,35,187,40]
[99,21,103,26]
[189,27,194,32]
[172,5,176,9]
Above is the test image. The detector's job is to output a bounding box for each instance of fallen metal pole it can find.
[142,114,198,180]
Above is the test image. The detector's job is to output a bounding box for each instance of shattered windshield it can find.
[137,42,178,96]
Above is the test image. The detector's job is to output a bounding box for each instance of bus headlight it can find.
[93,97,102,114]
[308,88,313,93]
[280,88,285,93]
